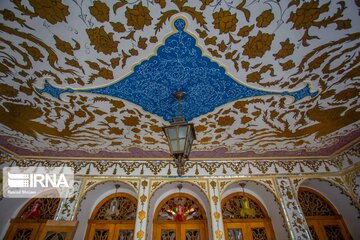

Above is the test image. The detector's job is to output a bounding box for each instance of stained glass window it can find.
[298,189,336,217]
[19,198,60,220]
[222,195,265,219]
[94,196,137,220]
[157,196,204,220]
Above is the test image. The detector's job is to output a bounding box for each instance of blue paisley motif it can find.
[36,18,317,122]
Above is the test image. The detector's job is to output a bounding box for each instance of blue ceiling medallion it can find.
[35,18,317,122]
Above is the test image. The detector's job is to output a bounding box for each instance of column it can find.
[134,179,150,240]
[55,178,84,221]
[209,179,225,240]
[275,177,311,240]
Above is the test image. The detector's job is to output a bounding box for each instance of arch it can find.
[298,187,338,217]
[299,178,360,239]
[221,192,269,219]
[80,180,138,200]
[85,192,138,240]
[4,195,61,240]
[221,180,289,239]
[149,181,211,240]
[90,192,137,220]
[75,180,138,240]
[154,193,207,221]
[16,198,61,220]
[221,191,275,240]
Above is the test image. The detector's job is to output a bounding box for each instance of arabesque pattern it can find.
[0,0,359,158]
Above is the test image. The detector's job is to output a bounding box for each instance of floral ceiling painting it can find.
[0,0,359,159]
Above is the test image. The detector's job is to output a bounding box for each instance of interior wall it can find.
[146,181,213,240]
[0,197,28,239]
[74,181,137,240]
[300,178,360,239]
[221,180,289,239]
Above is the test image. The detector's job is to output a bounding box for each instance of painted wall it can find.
[300,179,360,239]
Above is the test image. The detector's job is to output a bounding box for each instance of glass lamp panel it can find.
[171,140,179,152]
[179,139,185,152]
[178,126,188,138]
[168,128,177,140]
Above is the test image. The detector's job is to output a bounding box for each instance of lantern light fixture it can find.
[162,92,196,176]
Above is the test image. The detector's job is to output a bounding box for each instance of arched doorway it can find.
[85,193,137,240]
[5,197,61,240]
[298,187,351,240]
[153,193,208,240]
[222,192,275,240]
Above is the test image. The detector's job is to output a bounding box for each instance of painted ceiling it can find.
[0,0,359,160]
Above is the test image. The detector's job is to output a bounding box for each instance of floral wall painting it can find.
[0,0,359,159]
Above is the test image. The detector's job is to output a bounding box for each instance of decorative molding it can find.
[275,177,311,240]
[55,178,83,221]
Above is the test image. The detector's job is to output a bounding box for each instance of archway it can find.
[147,181,212,240]
[298,178,360,239]
[298,187,351,239]
[75,181,138,240]
[221,180,289,239]
[85,192,137,240]
[221,192,275,240]
[4,196,61,240]
[153,192,208,240]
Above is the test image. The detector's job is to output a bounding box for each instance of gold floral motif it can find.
[137,230,144,239]
[214,211,220,221]
[288,0,329,29]
[237,25,254,37]
[89,1,109,23]
[273,39,294,59]
[213,9,238,34]
[20,42,44,61]
[125,3,152,30]
[212,196,219,204]
[122,116,140,126]
[200,0,214,10]
[54,35,73,56]
[215,230,223,239]
[98,68,114,80]
[217,116,235,126]
[140,194,147,204]
[29,0,69,24]
[138,210,146,221]
[141,180,148,187]
[256,9,274,28]
[243,32,274,58]
[86,27,119,55]
[210,180,217,189]
[246,72,262,83]
[111,22,126,33]
[280,60,295,71]
[1,9,16,21]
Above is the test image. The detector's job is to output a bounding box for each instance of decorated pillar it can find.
[275,177,311,240]
[209,179,225,240]
[55,178,84,221]
[134,179,150,240]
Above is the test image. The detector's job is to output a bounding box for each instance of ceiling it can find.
[0,0,359,160]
